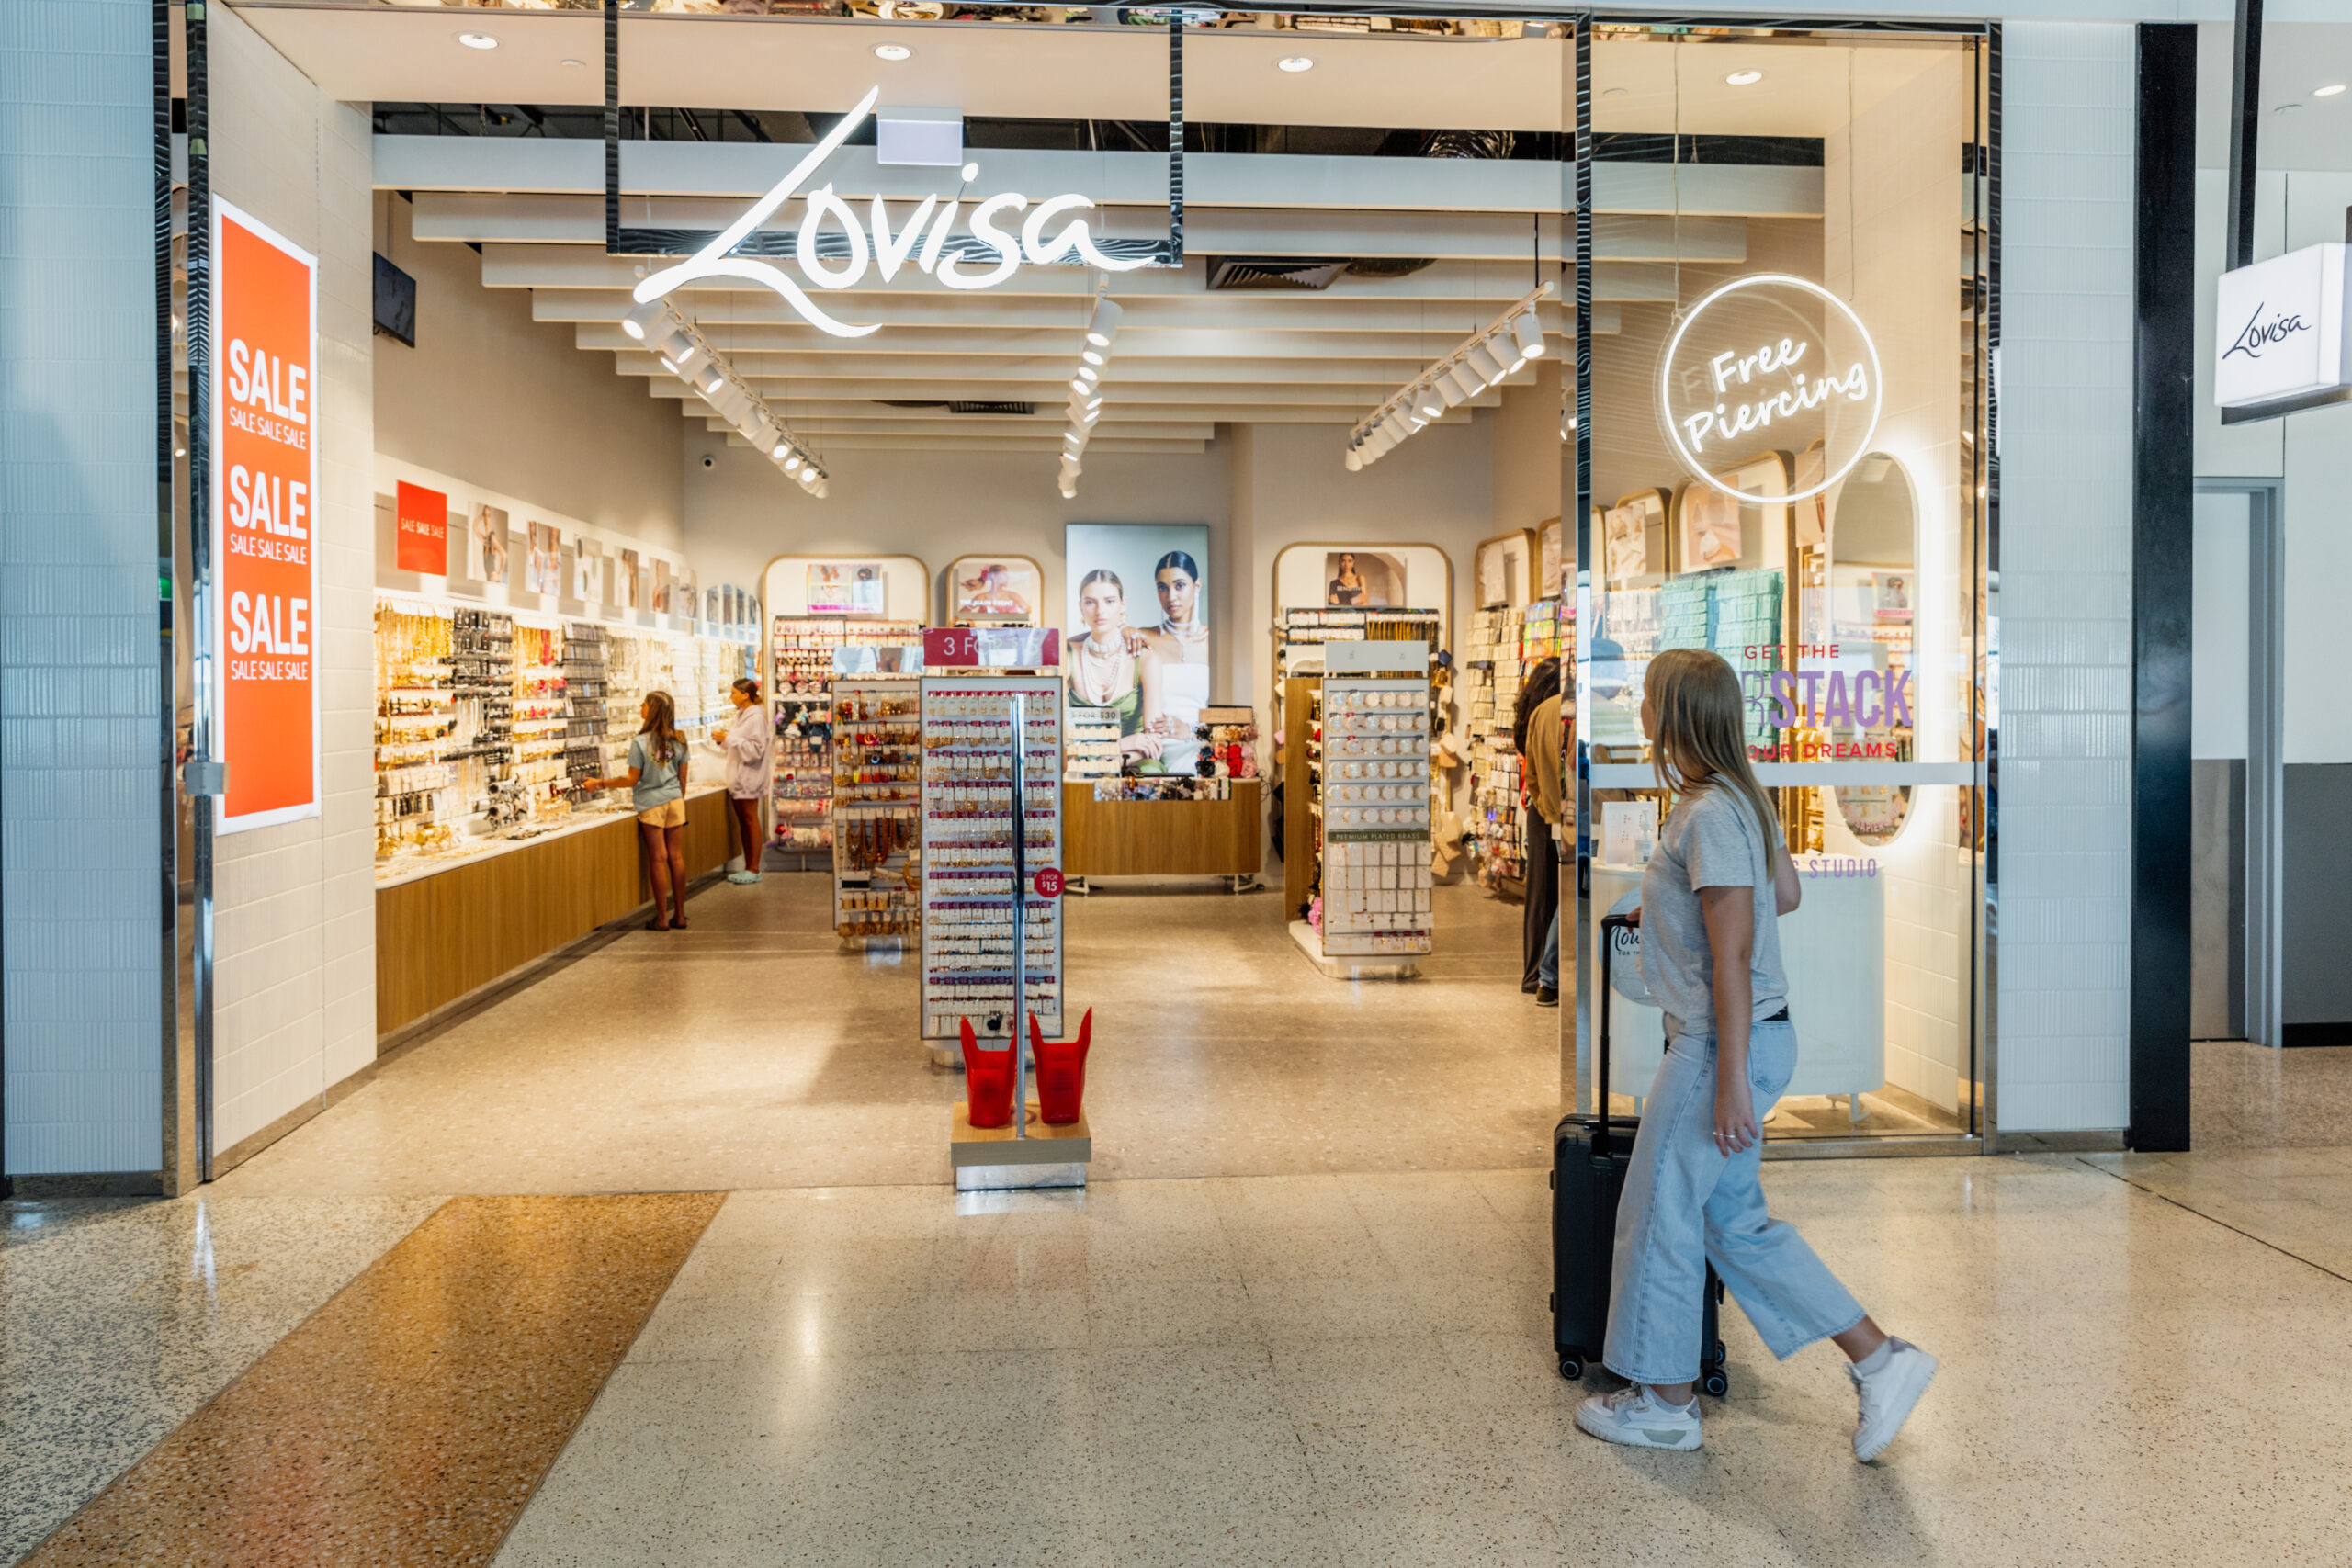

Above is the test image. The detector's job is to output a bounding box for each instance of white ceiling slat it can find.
[577,320,1575,360]
[628,355,1543,389]
[655,380,1496,410]
[720,434,1209,456]
[534,288,1625,336]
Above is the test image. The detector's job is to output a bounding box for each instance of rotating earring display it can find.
[831,673,923,942]
[918,677,1064,1050]
[1317,648,1434,960]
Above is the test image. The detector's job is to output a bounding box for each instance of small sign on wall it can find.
[393,480,447,575]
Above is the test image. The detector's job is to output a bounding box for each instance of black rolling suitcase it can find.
[1551,911,1729,1395]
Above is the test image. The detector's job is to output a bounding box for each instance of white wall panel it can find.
[1995,20,2138,1134]
[0,0,164,1177]
[207,4,376,1157]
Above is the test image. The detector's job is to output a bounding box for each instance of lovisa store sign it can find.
[633,86,1151,340]
[2213,243,2352,411]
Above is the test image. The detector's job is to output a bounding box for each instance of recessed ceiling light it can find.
[560,58,584,69]
[1601,86,1629,98]
[874,43,911,62]
[2275,101,2303,114]
[1277,56,1314,73]
[2317,84,2347,97]
[1725,69,1763,86]
[456,31,498,51]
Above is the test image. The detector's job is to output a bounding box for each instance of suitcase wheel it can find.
[1557,1356,1584,1382]
[1701,1369,1729,1399]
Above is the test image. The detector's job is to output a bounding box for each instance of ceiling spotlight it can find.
[1724,69,1763,85]
[671,344,712,381]
[560,58,584,68]
[1416,386,1446,421]
[784,452,802,472]
[457,31,499,51]
[1511,311,1546,359]
[874,42,912,61]
[1467,341,1511,386]
[1076,364,1100,383]
[1080,347,1106,367]
[1070,377,1091,395]
[2317,84,2347,97]
[622,299,672,342]
[1277,55,1315,73]
[1085,299,1123,346]
[694,362,727,395]
[1344,447,1363,472]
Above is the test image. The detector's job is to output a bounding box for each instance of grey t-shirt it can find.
[1638,784,1788,1039]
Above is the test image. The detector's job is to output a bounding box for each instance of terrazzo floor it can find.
[205,875,1565,1198]
[20,1194,718,1568]
[11,879,2352,1564]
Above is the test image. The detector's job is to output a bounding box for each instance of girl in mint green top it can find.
[582,691,692,931]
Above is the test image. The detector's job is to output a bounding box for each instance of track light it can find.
[1076,364,1100,385]
[1344,284,1554,467]
[1080,347,1107,367]
[622,299,672,342]
[1085,299,1123,347]
[784,452,802,472]
[671,343,712,381]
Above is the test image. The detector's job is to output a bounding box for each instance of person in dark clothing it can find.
[1514,656,1564,993]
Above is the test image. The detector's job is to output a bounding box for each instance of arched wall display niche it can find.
[1820,450,1920,846]
[1270,541,1454,648]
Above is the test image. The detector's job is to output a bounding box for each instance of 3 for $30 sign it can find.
[212,199,321,831]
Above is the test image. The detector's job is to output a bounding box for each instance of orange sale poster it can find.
[212,200,321,831]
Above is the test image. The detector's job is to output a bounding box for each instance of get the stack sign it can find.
[211,199,322,831]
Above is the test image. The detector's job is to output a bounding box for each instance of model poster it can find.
[949,557,1041,624]
[469,503,509,585]
[653,558,673,614]
[620,548,641,609]
[1680,485,1742,570]
[1476,539,1508,606]
[1540,520,1563,598]
[571,539,601,604]
[1324,550,1405,608]
[1605,503,1647,581]
[1873,572,1913,624]
[809,561,884,615]
[1064,523,1209,776]
[526,522,562,596]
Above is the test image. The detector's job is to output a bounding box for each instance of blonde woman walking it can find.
[1575,649,1936,1460]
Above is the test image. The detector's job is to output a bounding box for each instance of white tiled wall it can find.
[0,0,162,1177]
[1995,21,2137,1133]
[207,6,376,1156]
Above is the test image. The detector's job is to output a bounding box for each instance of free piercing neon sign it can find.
[631,86,1152,339]
[1658,274,1883,503]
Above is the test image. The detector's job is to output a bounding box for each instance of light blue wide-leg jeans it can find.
[1601,1019,1866,1386]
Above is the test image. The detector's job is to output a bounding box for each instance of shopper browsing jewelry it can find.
[709,676,770,886]
[580,690,693,931]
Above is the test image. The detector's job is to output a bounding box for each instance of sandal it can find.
[649,920,672,932]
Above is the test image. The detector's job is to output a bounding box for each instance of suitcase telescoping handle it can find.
[1595,912,1633,1160]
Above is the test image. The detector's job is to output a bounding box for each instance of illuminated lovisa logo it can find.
[633,86,1149,338]
[1658,274,1883,503]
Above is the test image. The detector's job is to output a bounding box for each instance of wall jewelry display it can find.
[919,676,1064,1055]
[831,671,922,943]
[768,615,928,860]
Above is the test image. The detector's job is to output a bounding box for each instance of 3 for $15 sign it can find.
[211,199,321,831]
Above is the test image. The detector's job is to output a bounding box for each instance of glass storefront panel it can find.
[1576,25,1991,1143]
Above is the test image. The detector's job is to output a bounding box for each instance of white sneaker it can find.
[1575,1385,1702,1451]
[1850,1339,1938,1462]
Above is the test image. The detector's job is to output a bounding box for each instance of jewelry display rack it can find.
[1292,640,1433,978]
[831,672,922,944]
[918,675,1063,1057]
[767,615,927,866]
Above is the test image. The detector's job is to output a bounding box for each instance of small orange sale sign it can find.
[212,200,321,831]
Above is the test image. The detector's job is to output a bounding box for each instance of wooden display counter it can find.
[375,787,733,1039]
[1061,780,1261,877]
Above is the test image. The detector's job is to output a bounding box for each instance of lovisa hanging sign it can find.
[2213,243,2351,411]
[634,86,1153,339]
[211,198,322,834]
[1657,275,1882,503]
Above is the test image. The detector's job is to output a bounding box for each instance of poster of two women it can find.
[1062,524,1209,776]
